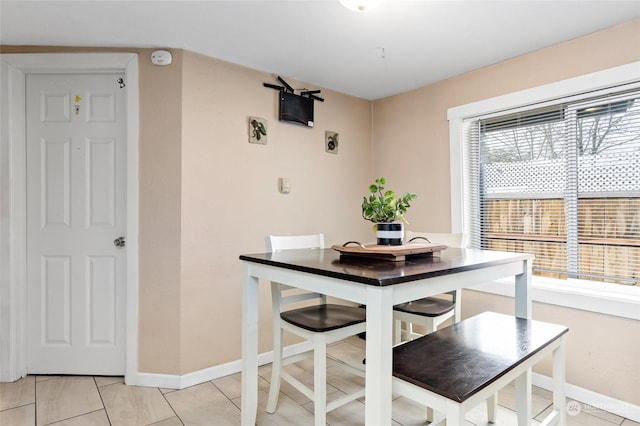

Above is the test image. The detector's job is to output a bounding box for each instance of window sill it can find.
[473,276,640,320]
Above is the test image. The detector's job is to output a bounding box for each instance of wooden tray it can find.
[331,242,447,262]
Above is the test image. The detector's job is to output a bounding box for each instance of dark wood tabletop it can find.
[240,247,533,286]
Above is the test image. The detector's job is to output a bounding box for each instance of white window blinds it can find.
[466,89,640,285]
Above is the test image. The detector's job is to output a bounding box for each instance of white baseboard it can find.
[127,341,313,390]
[533,372,640,423]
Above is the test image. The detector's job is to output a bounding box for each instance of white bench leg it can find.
[553,336,567,426]
[515,369,532,426]
[538,337,567,426]
[487,392,498,423]
[426,406,434,423]
[446,399,466,426]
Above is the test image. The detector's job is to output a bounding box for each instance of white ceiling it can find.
[1,0,639,100]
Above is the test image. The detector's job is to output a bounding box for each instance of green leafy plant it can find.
[362,177,417,223]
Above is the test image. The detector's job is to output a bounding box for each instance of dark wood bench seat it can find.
[392,311,569,426]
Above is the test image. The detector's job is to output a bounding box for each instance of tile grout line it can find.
[34,376,39,426]
[158,385,185,426]
[92,376,113,425]
[209,379,242,416]
[45,409,107,426]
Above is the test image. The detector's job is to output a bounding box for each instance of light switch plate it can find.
[279,178,290,194]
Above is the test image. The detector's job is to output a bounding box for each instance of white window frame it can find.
[448,61,640,320]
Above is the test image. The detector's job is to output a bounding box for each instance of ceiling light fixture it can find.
[339,0,382,12]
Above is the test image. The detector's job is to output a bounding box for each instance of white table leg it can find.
[241,264,259,426]
[365,287,394,426]
[514,257,532,319]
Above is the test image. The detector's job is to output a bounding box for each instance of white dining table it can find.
[239,247,534,425]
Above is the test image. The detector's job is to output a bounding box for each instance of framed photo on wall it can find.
[249,116,267,144]
[325,131,338,154]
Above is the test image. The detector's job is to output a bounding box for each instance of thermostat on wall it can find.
[151,50,172,66]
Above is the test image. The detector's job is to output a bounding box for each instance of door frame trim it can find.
[0,53,139,382]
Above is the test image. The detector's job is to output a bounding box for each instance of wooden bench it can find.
[392,311,568,426]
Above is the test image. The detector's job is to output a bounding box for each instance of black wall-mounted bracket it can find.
[263,76,324,102]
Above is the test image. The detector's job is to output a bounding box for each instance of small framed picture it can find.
[325,131,338,154]
[249,117,267,144]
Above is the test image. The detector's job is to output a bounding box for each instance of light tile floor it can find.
[1,337,637,425]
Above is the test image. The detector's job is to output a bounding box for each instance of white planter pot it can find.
[376,222,404,246]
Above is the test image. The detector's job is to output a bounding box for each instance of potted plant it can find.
[362,177,417,245]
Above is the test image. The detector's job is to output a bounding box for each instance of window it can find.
[465,90,640,286]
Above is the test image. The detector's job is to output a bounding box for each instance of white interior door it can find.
[26,73,127,375]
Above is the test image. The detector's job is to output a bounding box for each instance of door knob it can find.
[114,236,126,247]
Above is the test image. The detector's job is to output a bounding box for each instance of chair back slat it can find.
[405,231,463,248]
[406,231,464,300]
[281,292,322,305]
[266,234,324,252]
[267,234,327,308]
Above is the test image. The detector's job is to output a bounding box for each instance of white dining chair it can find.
[265,234,367,426]
[393,232,464,344]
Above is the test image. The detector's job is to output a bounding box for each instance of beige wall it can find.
[177,51,373,372]
[372,19,640,406]
[137,49,184,374]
